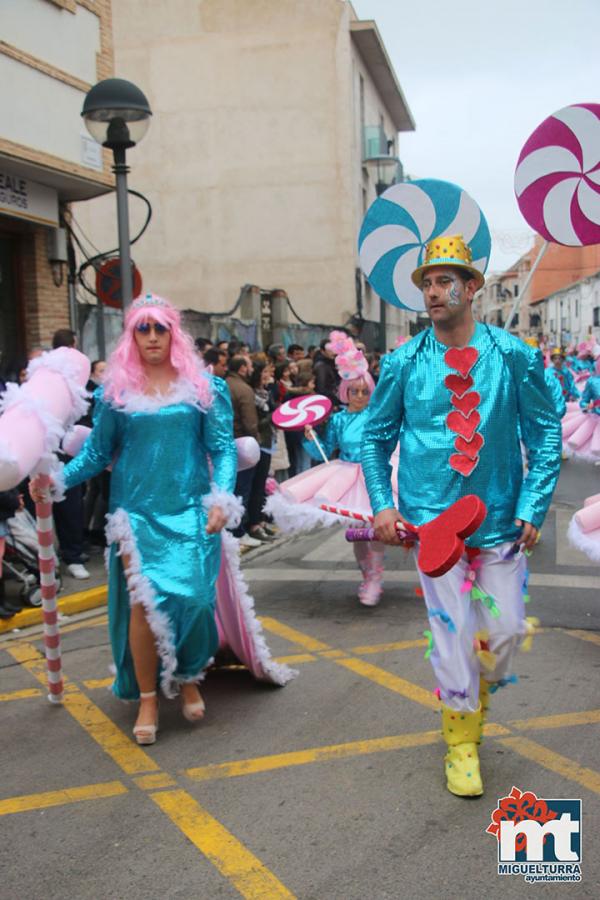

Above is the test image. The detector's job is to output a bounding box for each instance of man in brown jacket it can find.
[226,356,260,545]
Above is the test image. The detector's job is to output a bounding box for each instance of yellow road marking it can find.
[0,688,42,702]
[273,653,317,665]
[259,617,330,652]
[6,642,159,776]
[565,629,600,647]
[335,657,440,710]
[510,709,600,731]
[83,677,114,690]
[62,690,160,776]
[318,649,347,659]
[133,773,177,790]
[8,641,295,896]
[185,730,442,782]
[350,639,427,654]
[499,736,600,795]
[0,781,127,816]
[151,790,295,899]
[185,723,510,784]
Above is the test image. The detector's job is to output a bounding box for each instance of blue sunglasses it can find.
[135,322,169,335]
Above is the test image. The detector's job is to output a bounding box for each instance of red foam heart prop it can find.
[446,409,480,441]
[444,347,479,378]
[444,374,473,398]
[454,432,484,459]
[415,495,487,577]
[451,391,481,416]
[449,453,479,477]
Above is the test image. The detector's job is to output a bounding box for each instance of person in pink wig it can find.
[32,293,294,745]
[265,331,398,606]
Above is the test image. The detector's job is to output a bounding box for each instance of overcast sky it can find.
[351,0,600,272]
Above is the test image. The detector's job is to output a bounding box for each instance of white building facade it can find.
[535,273,600,349]
[0,0,114,370]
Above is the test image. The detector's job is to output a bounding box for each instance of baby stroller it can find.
[3,509,61,607]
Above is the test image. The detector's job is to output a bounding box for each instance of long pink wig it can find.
[103,294,212,408]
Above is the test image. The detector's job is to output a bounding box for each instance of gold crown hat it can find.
[411,234,485,291]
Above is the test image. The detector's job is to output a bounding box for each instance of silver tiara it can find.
[132,292,170,309]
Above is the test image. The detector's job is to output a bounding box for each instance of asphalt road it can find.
[1,459,599,899]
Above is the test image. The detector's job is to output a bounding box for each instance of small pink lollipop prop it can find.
[272,394,332,465]
[0,348,90,704]
[509,103,600,330]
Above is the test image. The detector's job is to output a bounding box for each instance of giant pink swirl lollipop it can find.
[272,394,332,430]
[515,103,600,246]
[272,394,332,465]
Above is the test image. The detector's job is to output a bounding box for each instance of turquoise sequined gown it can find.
[63,378,238,700]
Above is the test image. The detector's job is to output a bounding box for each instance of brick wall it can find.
[21,227,70,350]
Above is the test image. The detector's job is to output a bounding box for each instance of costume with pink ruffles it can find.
[561,372,600,462]
[568,491,600,563]
[265,405,399,605]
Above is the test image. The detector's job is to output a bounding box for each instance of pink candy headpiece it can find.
[132,292,170,310]
[328,330,369,382]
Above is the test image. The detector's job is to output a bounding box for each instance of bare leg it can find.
[123,552,159,733]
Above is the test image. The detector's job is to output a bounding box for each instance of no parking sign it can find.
[96,258,142,308]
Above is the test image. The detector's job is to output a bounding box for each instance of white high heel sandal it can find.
[133,691,159,745]
[181,687,206,723]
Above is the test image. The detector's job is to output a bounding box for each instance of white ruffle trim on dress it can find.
[106,507,180,698]
[202,485,244,529]
[107,376,212,415]
[263,490,350,534]
[567,516,600,563]
[219,530,297,685]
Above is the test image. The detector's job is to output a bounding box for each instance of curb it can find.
[0,584,108,635]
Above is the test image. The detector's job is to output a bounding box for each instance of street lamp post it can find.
[81,78,152,310]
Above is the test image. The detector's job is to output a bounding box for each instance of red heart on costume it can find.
[446,409,480,440]
[415,494,487,577]
[454,432,484,458]
[444,373,473,397]
[449,453,479,476]
[451,391,480,416]
[444,347,479,377]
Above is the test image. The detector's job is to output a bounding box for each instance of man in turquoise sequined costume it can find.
[361,235,561,796]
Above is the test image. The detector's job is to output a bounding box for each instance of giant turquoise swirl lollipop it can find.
[358,178,491,312]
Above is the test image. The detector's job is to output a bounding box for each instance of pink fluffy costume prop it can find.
[265,331,398,606]
[568,492,600,563]
[561,362,600,462]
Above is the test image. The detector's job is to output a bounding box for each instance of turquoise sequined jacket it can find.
[361,323,561,548]
[580,374,600,415]
[303,407,369,462]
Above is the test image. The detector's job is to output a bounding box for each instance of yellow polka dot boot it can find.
[479,677,492,741]
[441,704,483,797]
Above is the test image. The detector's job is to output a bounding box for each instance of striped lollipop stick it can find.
[35,470,63,704]
[318,503,414,540]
